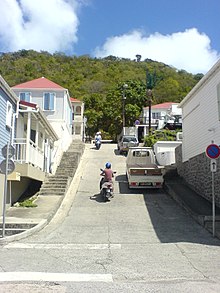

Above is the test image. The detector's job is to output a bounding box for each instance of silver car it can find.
[117,135,139,154]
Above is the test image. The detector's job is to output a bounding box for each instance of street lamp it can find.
[122,83,128,128]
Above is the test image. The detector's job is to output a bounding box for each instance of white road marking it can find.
[0,272,113,282]
[4,243,122,250]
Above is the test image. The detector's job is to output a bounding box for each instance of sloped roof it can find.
[70,97,81,102]
[144,102,179,109]
[12,77,65,89]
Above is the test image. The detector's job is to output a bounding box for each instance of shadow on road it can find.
[116,174,219,246]
[142,192,220,246]
[89,193,111,203]
[114,149,127,156]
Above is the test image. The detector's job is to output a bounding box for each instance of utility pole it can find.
[122,84,128,128]
[146,70,154,135]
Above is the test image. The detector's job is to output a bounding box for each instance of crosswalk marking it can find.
[0,272,113,282]
[4,243,122,250]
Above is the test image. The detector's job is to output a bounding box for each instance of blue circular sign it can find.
[206,144,220,159]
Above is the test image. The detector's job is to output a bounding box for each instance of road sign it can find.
[210,159,217,172]
[1,144,15,158]
[0,159,15,175]
[206,144,220,159]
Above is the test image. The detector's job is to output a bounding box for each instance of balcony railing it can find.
[13,138,44,171]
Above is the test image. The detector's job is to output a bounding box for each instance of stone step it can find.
[39,191,65,196]
[41,183,67,188]
[40,187,66,193]
[61,158,79,162]
[41,184,67,189]
[46,173,69,178]
[56,169,76,177]
[0,229,27,236]
[57,163,78,167]
[0,223,37,229]
[44,179,69,184]
[57,166,77,170]
[45,176,69,180]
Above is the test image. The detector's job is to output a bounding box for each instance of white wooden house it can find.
[12,77,73,173]
[178,59,220,206]
[142,102,182,130]
[7,100,59,205]
[70,98,85,141]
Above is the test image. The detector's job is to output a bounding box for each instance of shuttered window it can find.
[19,92,31,102]
[6,101,13,128]
[43,93,55,111]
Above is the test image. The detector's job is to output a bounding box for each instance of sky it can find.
[0,0,220,74]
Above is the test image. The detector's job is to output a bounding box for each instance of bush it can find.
[144,129,179,147]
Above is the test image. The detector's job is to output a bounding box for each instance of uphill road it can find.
[0,143,220,293]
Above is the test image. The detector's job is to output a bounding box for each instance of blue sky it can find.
[1,0,220,74]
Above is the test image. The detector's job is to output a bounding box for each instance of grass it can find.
[17,195,38,208]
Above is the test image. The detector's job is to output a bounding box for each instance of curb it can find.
[0,143,85,244]
[0,219,47,245]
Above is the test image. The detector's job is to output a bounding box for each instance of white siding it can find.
[182,67,220,162]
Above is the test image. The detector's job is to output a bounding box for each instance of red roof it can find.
[70,97,81,102]
[19,100,38,109]
[12,77,64,89]
[145,102,179,109]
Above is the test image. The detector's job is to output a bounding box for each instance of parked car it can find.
[117,135,139,154]
[126,147,164,188]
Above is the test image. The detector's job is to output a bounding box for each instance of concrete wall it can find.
[176,144,220,207]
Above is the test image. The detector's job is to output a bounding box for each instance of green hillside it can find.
[0,50,203,138]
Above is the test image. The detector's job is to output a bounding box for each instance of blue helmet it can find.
[105,162,111,169]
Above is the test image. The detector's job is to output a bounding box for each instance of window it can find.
[133,151,149,157]
[75,106,81,116]
[152,112,161,119]
[6,101,13,128]
[43,93,55,111]
[19,92,31,102]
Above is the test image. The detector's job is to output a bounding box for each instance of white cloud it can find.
[94,28,220,74]
[0,0,82,54]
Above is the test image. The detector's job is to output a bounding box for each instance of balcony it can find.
[14,138,44,171]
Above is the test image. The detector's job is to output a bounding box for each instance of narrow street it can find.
[0,143,220,292]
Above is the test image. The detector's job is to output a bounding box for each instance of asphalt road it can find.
[0,143,220,292]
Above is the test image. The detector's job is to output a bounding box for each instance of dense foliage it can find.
[144,129,180,147]
[0,50,203,138]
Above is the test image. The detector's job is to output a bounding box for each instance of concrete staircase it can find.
[39,140,85,197]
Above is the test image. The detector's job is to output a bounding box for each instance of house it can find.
[12,77,73,173]
[70,98,85,141]
[137,102,182,141]
[177,59,220,207]
[0,75,19,213]
[142,102,182,130]
[5,99,59,206]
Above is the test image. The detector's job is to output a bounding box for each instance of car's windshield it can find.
[123,136,137,142]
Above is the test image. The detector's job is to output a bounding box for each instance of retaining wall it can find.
[176,145,220,207]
